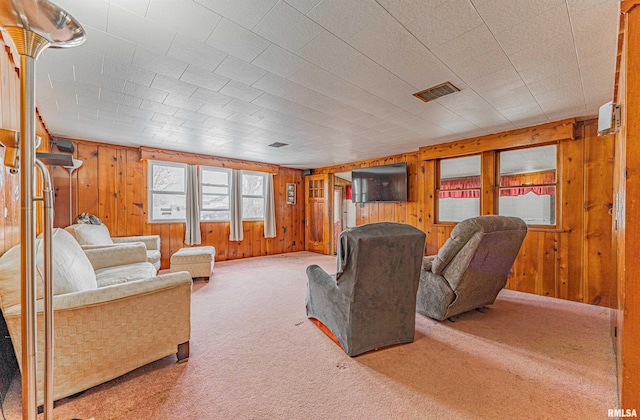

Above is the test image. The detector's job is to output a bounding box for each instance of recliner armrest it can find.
[422,255,436,272]
[113,235,160,251]
[84,242,148,271]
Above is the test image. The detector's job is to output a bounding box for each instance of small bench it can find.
[170,246,215,281]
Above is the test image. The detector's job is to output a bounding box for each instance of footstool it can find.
[170,246,215,281]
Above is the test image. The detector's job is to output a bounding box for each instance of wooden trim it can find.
[312,152,418,175]
[419,119,575,160]
[621,0,640,14]
[139,146,280,174]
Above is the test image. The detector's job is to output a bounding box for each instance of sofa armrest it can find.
[4,272,192,316]
[83,242,148,271]
[113,235,160,250]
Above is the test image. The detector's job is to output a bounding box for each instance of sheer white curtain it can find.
[184,164,201,245]
[229,169,243,241]
[264,173,276,238]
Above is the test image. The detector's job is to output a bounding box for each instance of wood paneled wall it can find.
[51,140,305,269]
[314,118,615,308]
[614,0,640,410]
[0,31,52,399]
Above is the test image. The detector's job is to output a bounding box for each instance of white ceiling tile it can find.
[152,113,186,126]
[223,99,265,116]
[295,29,358,71]
[123,81,169,103]
[109,0,150,17]
[218,81,264,102]
[253,1,323,52]
[378,40,454,90]
[180,65,230,91]
[252,44,309,78]
[175,109,208,122]
[147,0,222,42]
[107,4,175,54]
[132,47,188,79]
[306,0,380,40]
[406,0,483,48]
[140,100,179,116]
[473,0,565,36]
[195,0,279,30]
[191,88,234,107]
[214,56,267,85]
[53,0,110,31]
[375,0,448,27]
[251,73,300,98]
[164,94,206,111]
[167,34,228,72]
[205,18,271,62]
[79,26,136,62]
[198,104,236,119]
[118,104,154,120]
[284,0,322,14]
[151,74,198,97]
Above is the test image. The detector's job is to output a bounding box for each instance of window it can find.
[437,155,481,222]
[498,145,557,225]
[148,161,186,222]
[200,166,230,221]
[242,171,265,220]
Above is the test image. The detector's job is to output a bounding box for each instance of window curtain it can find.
[264,173,276,238]
[184,164,201,245]
[229,169,243,241]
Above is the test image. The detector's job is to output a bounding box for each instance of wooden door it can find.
[305,174,332,254]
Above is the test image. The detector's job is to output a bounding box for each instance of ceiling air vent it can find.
[268,142,289,148]
[413,82,460,103]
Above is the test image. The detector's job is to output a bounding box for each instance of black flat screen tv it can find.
[352,162,408,203]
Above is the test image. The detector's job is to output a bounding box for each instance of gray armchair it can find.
[306,222,426,357]
[416,215,527,321]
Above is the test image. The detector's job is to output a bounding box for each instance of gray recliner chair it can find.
[416,215,527,321]
[306,222,426,357]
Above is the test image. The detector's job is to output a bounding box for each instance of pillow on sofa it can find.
[66,223,113,246]
[37,228,98,295]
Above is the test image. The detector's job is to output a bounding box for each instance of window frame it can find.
[147,160,187,223]
[241,170,266,221]
[200,166,231,222]
[496,143,559,228]
[435,154,482,224]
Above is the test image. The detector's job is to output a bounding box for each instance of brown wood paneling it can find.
[311,119,615,310]
[419,119,575,160]
[56,140,305,268]
[558,135,584,303]
[615,1,640,409]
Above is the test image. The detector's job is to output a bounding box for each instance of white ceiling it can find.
[16,0,619,169]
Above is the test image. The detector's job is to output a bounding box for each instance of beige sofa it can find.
[65,223,161,271]
[0,228,191,405]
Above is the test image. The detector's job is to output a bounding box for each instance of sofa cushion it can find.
[95,262,158,287]
[37,228,98,295]
[0,244,45,311]
[65,224,113,246]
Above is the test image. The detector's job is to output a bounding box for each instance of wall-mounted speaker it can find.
[302,169,312,176]
[56,138,75,153]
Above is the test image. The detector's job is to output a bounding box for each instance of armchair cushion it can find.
[67,223,113,246]
[36,229,98,295]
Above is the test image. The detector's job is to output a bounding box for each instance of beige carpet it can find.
[4,251,617,419]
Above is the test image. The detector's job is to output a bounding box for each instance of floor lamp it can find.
[64,158,83,225]
[0,1,85,419]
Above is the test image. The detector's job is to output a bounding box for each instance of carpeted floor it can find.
[4,251,617,419]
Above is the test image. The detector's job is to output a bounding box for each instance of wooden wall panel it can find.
[53,140,305,269]
[313,119,616,308]
[614,0,640,409]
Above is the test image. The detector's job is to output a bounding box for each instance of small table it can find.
[170,246,215,281]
